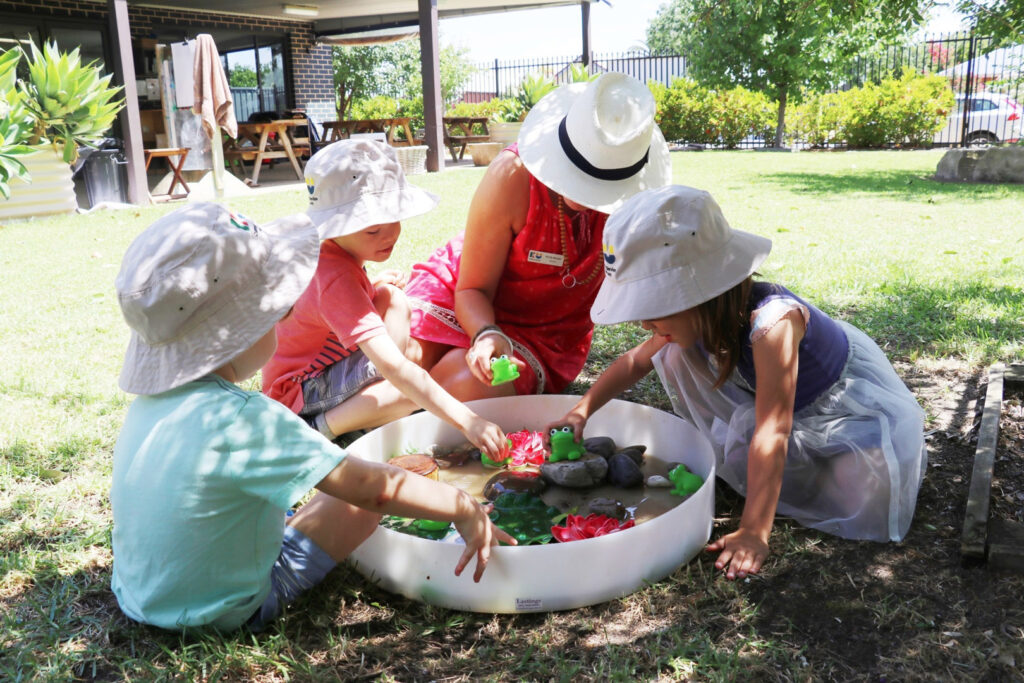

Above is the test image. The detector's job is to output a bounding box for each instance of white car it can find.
[935,92,1023,146]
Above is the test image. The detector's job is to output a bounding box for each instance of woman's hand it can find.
[465,335,525,386]
[705,528,770,580]
[371,269,408,290]
[452,495,517,581]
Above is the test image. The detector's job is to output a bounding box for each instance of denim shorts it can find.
[246,523,337,632]
[298,350,383,439]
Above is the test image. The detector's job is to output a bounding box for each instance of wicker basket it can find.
[394,145,428,175]
[468,142,504,166]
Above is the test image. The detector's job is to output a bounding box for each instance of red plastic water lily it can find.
[506,429,547,468]
[551,514,635,543]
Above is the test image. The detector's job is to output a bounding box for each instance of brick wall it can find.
[0,0,336,120]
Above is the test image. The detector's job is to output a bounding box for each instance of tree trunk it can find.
[774,89,787,148]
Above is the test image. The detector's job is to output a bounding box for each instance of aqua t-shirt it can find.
[110,375,346,631]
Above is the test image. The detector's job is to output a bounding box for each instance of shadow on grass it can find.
[839,281,1024,361]
[760,169,1024,201]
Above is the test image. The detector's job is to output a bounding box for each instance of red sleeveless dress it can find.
[405,146,607,394]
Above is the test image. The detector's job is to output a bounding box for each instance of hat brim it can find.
[118,214,321,395]
[309,185,439,240]
[591,230,772,325]
[517,83,672,214]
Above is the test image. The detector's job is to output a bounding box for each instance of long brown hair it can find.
[694,276,754,389]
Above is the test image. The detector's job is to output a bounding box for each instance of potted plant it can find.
[0,39,124,218]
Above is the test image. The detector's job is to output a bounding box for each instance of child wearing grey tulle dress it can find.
[556,185,927,581]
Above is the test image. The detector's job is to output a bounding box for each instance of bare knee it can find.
[374,283,410,321]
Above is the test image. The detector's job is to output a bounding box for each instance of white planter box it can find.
[0,146,77,220]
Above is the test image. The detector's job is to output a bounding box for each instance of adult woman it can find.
[406,73,671,399]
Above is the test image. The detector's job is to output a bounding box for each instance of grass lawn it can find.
[1,149,1023,680]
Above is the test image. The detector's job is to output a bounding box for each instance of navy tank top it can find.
[735,282,849,410]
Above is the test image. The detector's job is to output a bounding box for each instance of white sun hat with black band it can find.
[517,72,671,213]
[591,185,773,325]
[116,202,320,395]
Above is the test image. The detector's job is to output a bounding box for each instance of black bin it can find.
[78,140,127,207]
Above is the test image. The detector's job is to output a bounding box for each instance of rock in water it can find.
[588,497,626,520]
[540,453,608,488]
[607,453,644,488]
[615,445,647,465]
[483,470,546,501]
[582,436,617,458]
[646,474,672,488]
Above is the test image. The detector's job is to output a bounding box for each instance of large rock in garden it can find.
[936,147,1024,183]
[540,453,608,488]
[607,453,644,488]
[974,147,1024,183]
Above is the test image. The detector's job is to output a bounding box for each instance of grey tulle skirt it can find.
[651,321,926,542]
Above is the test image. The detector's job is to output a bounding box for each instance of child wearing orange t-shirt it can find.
[263,140,508,461]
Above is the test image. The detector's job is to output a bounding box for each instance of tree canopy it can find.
[332,39,476,117]
[646,0,925,145]
[956,0,1024,43]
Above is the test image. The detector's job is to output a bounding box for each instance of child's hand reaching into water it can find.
[452,496,517,581]
[706,527,769,580]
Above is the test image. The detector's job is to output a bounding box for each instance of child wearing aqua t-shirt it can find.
[111,203,513,632]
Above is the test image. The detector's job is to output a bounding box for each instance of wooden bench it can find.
[443,116,490,161]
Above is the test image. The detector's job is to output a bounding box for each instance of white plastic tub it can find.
[346,395,715,613]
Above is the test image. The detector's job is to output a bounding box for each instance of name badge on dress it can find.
[527,250,564,267]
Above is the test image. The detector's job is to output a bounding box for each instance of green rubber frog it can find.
[490,355,520,386]
[667,464,703,497]
[481,437,514,468]
[548,426,584,462]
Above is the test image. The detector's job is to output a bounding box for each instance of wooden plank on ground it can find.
[1005,363,1024,390]
[961,363,1005,558]
[988,519,1024,572]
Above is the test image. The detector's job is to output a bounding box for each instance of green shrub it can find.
[788,91,846,148]
[651,78,776,146]
[349,95,400,121]
[709,86,776,148]
[649,78,715,144]
[445,97,520,132]
[397,96,424,138]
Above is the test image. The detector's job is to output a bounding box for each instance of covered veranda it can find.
[103,0,605,205]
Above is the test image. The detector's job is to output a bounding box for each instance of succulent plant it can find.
[13,39,124,164]
[0,46,33,199]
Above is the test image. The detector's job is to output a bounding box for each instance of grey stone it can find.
[587,497,627,520]
[540,453,608,488]
[936,147,1024,184]
[615,445,647,466]
[646,474,672,488]
[974,147,1024,183]
[582,436,617,458]
[483,471,546,501]
[607,453,644,488]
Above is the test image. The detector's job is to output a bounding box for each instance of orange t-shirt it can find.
[262,240,386,413]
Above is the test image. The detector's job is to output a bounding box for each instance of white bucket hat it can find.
[305,139,439,240]
[116,202,320,395]
[517,72,671,213]
[591,185,772,325]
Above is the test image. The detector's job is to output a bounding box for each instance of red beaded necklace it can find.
[556,195,603,289]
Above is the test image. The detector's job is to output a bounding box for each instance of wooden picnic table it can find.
[443,116,491,161]
[224,119,307,186]
[321,117,416,147]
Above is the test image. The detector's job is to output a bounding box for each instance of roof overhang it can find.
[129,1,600,36]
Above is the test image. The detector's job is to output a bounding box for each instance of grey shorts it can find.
[298,349,383,439]
[246,523,336,632]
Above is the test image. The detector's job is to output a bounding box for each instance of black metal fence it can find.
[456,32,1022,148]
